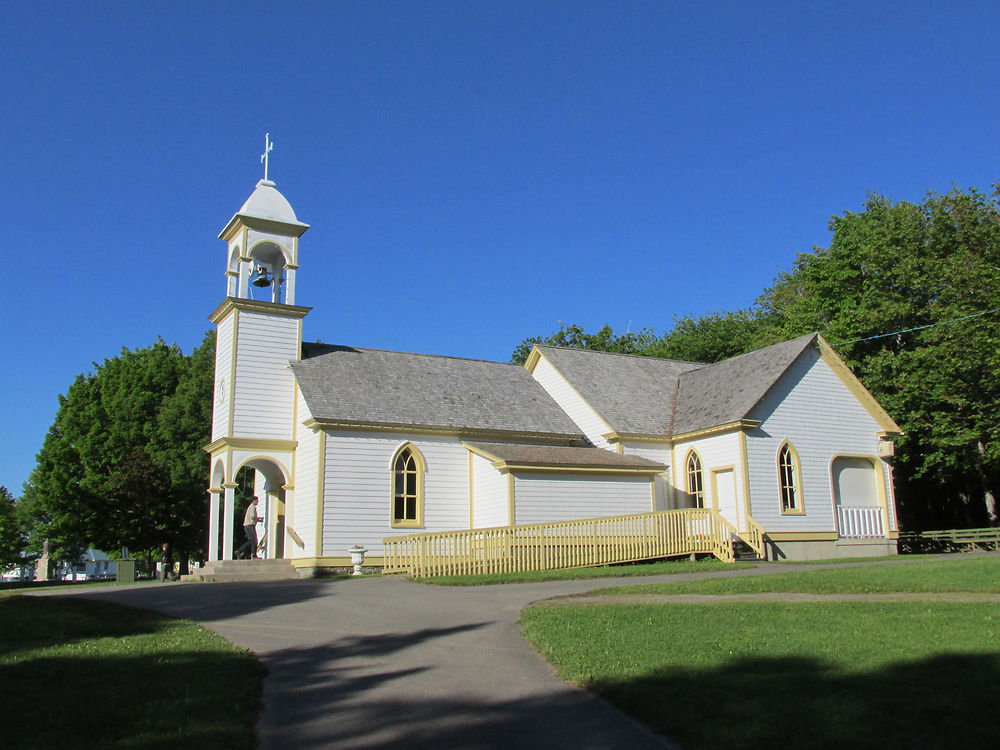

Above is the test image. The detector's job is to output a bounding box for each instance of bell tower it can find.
[205,138,312,561]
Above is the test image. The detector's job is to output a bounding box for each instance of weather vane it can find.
[260,133,274,181]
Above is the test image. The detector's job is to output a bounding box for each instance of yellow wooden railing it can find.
[383,508,738,577]
[743,516,766,558]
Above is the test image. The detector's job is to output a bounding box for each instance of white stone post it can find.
[208,489,221,561]
[222,484,236,560]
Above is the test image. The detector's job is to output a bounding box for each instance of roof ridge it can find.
[302,341,519,367]
[536,344,704,366]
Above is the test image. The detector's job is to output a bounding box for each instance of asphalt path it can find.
[44,557,969,750]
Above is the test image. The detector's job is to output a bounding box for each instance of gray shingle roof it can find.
[671,334,817,434]
[535,346,701,434]
[465,442,666,470]
[292,344,583,436]
[536,334,818,436]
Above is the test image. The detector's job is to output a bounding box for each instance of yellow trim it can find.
[218,213,310,242]
[765,531,840,542]
[461,442,664,475]
[523,348,542,372]
[468,451,475,528]
[507,473,516,526]
[816,336,902,433]
[230,455,292,484]
[830,453,892,537]
[209,296,312,324]
[615,442,624,455]
[316,431,327,557]
[603,432,673,444]
[291,556,387,569]
[248,237,293,267]
[709,465,736,512]
[777,440,806,515]
[671,420,761,443]
[220,482,238,489]
[390,442,426,529]
[302,417,580,443]
[203,437,299,454]
[649,475,656,512]
[293,235,299,266]
[498,463,664,475]
[737,431,753,530]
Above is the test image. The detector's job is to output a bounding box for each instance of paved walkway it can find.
[51,557,977,749]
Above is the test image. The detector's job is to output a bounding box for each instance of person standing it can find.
[159,543,175,581]
[236,497,263,559]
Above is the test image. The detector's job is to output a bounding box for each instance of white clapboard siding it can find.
[620,441,672,510]
[321,431,472,557]
[292,423,319,558]
[530,355,613,448]
[514,472,651,525]
[471,453,509,527]
[231,310,298,440]
[746,348,894,533]
[211,314,235,441]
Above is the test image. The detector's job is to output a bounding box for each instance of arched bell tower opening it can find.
[247,240,290,304]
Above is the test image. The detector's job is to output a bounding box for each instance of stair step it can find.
[180,558,300,582]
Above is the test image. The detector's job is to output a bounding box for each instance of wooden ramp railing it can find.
[383,508,738,577]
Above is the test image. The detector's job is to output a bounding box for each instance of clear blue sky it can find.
[2,1,997,494]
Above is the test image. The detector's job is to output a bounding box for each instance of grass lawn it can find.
[521,557,1000,750]
[1,594,263,750]
[590,556,1000,595]
[775,553,938,564]
[413,557,754,585]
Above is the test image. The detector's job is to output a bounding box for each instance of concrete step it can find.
[181,558,300,582]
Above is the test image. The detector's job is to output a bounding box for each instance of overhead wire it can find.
[828,308,999,347]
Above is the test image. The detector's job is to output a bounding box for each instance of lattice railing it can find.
[383,508,737,577]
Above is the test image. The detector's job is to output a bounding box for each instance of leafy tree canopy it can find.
[0,486,29,569]
[20,332,215,560]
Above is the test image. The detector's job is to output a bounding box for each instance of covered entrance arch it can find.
[208,455,289,561]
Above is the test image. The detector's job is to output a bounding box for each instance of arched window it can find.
[685,451,704,508]
[778,442,803,513]
[391,444,425,528]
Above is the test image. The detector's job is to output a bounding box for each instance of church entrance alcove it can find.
[232,459,288,559]
[832,456,884,538]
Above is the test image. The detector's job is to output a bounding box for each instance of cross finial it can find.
[260,133,274,181]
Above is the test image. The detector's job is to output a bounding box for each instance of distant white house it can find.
[57,549,117,581]
[203,178,901,573]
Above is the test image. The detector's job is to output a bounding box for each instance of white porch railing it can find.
[837,506,885,538]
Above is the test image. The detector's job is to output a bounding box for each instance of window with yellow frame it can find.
[391,444,425,527]
[685,450,704,508]
[778,442,803,513]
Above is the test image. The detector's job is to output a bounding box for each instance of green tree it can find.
[0,486,29,568]
[756,186,1000,527]
[511,323,659,364]
[20,333,215,565]
[647,310,765,363]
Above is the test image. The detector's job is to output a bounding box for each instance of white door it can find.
[712,468,742,532]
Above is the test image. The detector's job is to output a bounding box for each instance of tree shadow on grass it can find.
[590,652,1000,750]
[43,577,337,623]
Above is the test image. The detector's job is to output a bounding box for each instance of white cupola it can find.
[218,178,309,305]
